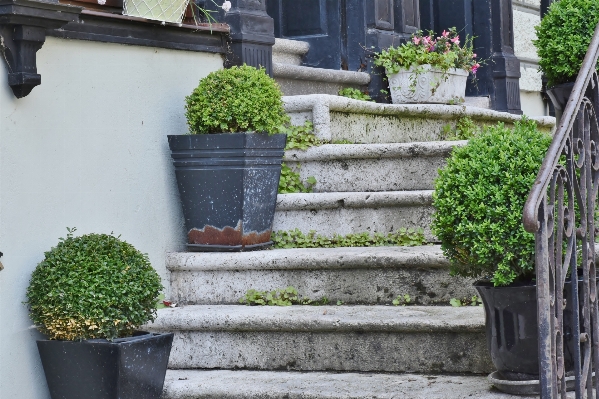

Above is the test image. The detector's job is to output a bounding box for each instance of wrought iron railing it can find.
[523,21,599,399]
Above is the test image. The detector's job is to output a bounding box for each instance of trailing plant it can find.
[185,65,289,134]
[441,116,480,140]
[278,163,316,194]
[534,0,599,87]
[338,88,373,102]
[271,228,426,249]
[239,287,329,306]
[281,121,321,150]
[26,228,163,341]
[432,119,552,286]
[374,27,480,94]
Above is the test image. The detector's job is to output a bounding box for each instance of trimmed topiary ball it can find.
[185,65,289,134]
[432,119,552,286]
[534,0,599,87]
[26,230,163,341]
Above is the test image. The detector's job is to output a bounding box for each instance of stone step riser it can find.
[273,192,435,241]
[284,144,457,192]
[170,267,476,306]
[166,329,491,374]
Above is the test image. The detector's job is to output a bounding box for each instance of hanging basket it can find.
[123,0,190,24]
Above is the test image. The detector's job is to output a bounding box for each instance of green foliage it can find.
[374,28,478,75]
[338,88,373,102]
[239,287,329,306]
[26,228,163,341]
[281,121,321,150]
[271,228,426,249]
[534,0,599,87]
[185,65,289,134]
[432,119,552,286]
[392,294,412,306]
[278,163,316,194]
[331,139,354,144]
[450,296,483,307]
[441,117,480,141]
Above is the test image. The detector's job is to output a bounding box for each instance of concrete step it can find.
[274,64,370,97]
[163,370,533,399]
[273,191,435,241]
[284,94,555,144]
[168,245,476,306]
[272,38,310,66]
[147,305,492,374]
[284,141,463,192]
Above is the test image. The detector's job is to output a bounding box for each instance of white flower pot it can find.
[386,65,469,104]
[123,0,190,24]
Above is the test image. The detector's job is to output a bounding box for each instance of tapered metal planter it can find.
[37,332,174,399]
[168,132,286,252]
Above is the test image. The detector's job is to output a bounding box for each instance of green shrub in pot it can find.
[26,229,163,340]
[534,0,599,88]
[432,119,552,286]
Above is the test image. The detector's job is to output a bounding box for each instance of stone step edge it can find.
[146,305,484,334]
[273,38,310,56]
[275,190,433,211]
[163,369,524,399]
[282,94,555,141]
[284,141,465,162]
[166,245,447,272]
[274,63,371,85]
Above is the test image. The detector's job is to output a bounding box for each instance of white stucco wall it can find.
[513,0,546,116]
[0,37,223,399]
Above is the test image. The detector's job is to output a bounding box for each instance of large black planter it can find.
[37,331,174,399]
[475,280,581,381]
[168,132,286,252]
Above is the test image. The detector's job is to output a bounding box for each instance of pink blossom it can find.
[472,53,477,58]
[413,36,421,45]
[471,63,480,74]
[451,37,460,45]
[442,30,449,38]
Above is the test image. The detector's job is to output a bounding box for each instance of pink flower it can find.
[451,37,460,45]
[471,63,480,75]
[442,30,449,38]
[413,36,421,45]
[472,53,477,58]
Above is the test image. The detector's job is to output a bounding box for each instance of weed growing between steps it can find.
[441,117,480,140]
[450,296,483,307]
[239,286,331,306]
[279,164,316,193]
[392,294,411,306]
[338,88,373,102]
[271,228,426,249]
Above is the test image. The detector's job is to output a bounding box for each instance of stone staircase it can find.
[147,39,557,398]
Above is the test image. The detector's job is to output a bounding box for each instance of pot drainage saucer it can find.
[488,371,577,395]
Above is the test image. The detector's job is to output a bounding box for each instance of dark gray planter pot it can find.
[168,132,286,252]
[37,332,174,399]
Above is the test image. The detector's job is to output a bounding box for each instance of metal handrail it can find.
[523,20,599,233]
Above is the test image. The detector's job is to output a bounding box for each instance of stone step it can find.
[163,370,534,399]
[284,94,555,144]
[272,38,310,66]
[274,64,370,97]
[168,245,476,306]
[284,141,463,192]
[147,305,492,374]
[273,191,435,241]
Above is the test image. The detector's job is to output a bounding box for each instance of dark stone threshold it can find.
[48,9,228,53]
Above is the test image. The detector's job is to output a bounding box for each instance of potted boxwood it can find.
[432,119,579,384]
[169,65,288,251]
[374,27,480,104]
[26,229,172,399]
[534,0,599,117]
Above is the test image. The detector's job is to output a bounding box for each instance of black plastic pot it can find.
[475,279,587,381]
[37,331,174,399]
[168,132,286,252]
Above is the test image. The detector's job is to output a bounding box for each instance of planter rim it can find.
[386,64,470,77]
[168,132,285,137]
[36,331,173,344]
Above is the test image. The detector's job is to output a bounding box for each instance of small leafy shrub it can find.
[185,65,289,134]
[239,287,329,306]
[338,88,373,102]
[281,121,321,150]
[278,163,316,194]
[272,228,426,249]
[374,28,479,76]
[26,229,162,340]
[432,119,552,286]
[441,116,480,141]
[534,0,599,87]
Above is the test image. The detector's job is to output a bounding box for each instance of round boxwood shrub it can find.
[432,119,552,286]
[26,230,163,340]
[185,65,289,134]
[534,0,599,88]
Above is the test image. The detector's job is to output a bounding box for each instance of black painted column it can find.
[207,0,275,76]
